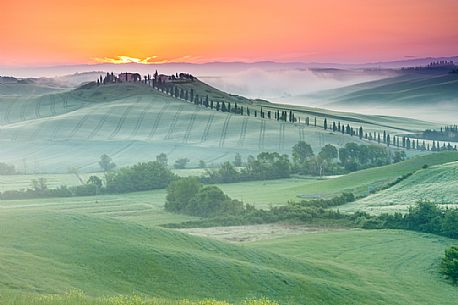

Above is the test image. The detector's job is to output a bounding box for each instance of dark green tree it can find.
[292,141,314,164]
[99,154,116,172]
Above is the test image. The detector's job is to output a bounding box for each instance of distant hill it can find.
[2,56,458,77]
[325,72,458,107]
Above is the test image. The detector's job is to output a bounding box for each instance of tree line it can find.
[0,141,409,200]
[204,141,406,183]
[95,71,457,152]
[419,125,458,142]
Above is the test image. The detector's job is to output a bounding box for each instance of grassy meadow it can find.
[340,160,458,214]
[0,203,456,305]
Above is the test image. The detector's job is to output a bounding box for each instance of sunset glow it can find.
[1,0,458,66]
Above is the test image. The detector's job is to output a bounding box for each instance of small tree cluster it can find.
[165,177,244,217]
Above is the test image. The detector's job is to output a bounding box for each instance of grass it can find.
[1,152,456,213]
[0,290,279,305]
[0,168,207,192]
[0,204,456,305]
[0,82,433,173]
[340,160,458,214]
[250,229,458,305]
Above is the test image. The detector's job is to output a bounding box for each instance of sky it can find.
[1,0,458,66]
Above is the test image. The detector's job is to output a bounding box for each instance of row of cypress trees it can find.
[108,72,457,153]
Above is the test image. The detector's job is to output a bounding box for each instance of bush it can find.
[165,177,244,217]
[0,162,15,175]
[106,161,176,193]
[174,158,189,169]
[440,246,458,284]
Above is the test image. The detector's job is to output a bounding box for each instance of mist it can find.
[201,68,397,101]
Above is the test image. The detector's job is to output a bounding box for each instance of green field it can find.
[0,168,206,192]
[1,152,457,213]
[340,160,458,214]
[0,201,456,305]
[0,82,436,173]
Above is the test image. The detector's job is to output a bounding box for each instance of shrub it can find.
[165,177,244,217]
[106,161,176,193]
[440,246,458,284]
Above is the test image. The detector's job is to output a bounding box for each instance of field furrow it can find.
[278,123,285,151]
[219,113,232,148]
[183,108,199,143]
[148,103,170,139]
[258,120,266,150]
[164,105,184,140]
[109,103,137,139]
[88,107,115,139]
[201,113,214,143]
[238,117,248,147]
[130,101,154,137]
[50,95,57,116]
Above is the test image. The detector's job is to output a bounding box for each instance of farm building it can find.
[119,72,142,82]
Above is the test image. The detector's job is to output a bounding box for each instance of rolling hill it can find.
[340,160,458,214]
[0,80,434,173]
[0,205,456,305]
[326,73,458,107]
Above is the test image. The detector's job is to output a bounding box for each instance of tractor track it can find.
[148,103,170,139]
[164,105,184,140]
[237,117,248,147]
[183,108,199,143]
[258,120,266,150]
[88,107,116,140]
[201,113,215,143]
[278,123,285,151]
[219,114,232,148]
[108,98,141,139]
[131,100,154,138]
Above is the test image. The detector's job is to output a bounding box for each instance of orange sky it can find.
[1,0,457,66]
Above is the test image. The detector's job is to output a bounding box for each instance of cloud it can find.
[93,55,203,65]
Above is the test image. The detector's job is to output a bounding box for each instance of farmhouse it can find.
[119,72,142,82]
